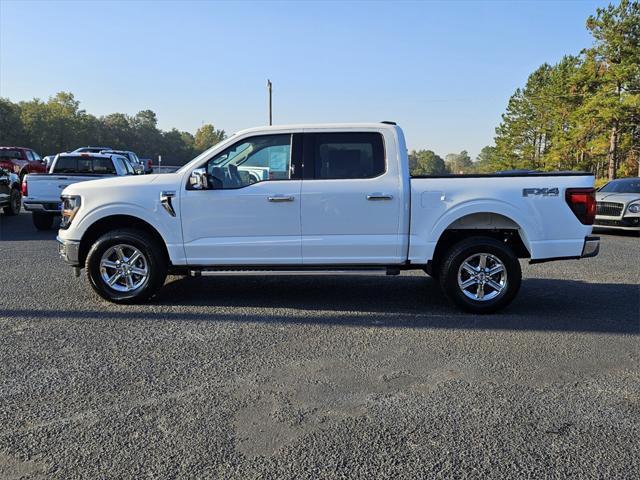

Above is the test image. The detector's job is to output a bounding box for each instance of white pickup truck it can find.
[57,123,599,313]
[23,152,137,230]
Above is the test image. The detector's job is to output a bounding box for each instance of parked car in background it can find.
[23,152,137,230]
[57,122,599,313]
[42,155,57,171]
[73,146,113,154]
[595,177,640,233]
[138,157,154,174]
[0,146,47,180]
[0,167,21,216]
[100,150,149,174]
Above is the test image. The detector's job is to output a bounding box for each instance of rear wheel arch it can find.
[78,215,170,267]
[427,212,530,276]
[437,235,523,313]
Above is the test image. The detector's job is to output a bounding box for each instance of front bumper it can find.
[57,236,81,266]
[594,216,640,231]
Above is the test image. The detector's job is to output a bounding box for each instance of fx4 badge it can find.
[522,187,559,197]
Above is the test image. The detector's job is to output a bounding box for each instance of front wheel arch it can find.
[79,215,170,268]
[85,228,168,303]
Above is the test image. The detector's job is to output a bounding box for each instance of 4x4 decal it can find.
[522,187,559,197]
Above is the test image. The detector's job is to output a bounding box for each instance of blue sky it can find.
[0,0,609,157]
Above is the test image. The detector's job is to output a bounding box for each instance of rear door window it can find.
[304,132,385,179]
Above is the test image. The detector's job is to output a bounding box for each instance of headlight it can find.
[627,202,640,214]
[60,195,81,228]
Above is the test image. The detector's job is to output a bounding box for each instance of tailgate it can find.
[24,175,97,202]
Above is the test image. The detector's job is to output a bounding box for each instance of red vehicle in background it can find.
[0,147,48,180]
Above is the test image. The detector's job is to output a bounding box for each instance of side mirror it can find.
[189,168,209,190]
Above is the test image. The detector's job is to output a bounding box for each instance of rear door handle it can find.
[367,194,393,201]
[268,195,295,202]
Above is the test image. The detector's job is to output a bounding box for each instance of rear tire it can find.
[438,236,521,314]
[3,188,21,216]
[32,212,54,230]
[86,228,167,304]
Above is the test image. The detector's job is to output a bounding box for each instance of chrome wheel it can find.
[99,244,149,292]
[457,253,507,302]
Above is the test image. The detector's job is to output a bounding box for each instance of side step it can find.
[189,267,400,277]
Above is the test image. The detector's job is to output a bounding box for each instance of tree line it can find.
[411,1,639,179]
[1,2,637,176]
[0,92,226,165]
[481,0,639,179]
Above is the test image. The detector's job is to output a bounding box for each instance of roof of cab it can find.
[233,122,400,137]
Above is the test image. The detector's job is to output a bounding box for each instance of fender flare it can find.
[429,199,541,254]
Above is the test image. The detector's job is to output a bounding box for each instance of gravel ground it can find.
[1,211,638,479]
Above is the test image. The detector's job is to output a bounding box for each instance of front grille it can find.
[596,201,624,217]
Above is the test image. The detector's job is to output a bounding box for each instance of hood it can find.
[596,191,640,204]
[62,173,162,196]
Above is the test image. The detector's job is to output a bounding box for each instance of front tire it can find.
[3,188,21,215]
[32,212,54,229]
[86,228,167,303]
[438,236,521,314]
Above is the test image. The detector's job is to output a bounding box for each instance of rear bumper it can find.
[581,235,600,258]
[529,235,599,264]
[57,236,81,266]
[23,201,62,213]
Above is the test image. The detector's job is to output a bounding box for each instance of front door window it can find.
[205,134,292,189]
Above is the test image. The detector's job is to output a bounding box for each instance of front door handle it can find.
[268,195,295,202]
[367,194,393,201]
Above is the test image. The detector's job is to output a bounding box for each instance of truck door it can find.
[300,131,403,264]
[181,133,303,265]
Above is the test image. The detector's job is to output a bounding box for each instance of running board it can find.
[189,267,400,277]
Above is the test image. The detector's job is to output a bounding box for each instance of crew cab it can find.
[23,152,137,230]
[0,146,47,180]
[57,123,599,313]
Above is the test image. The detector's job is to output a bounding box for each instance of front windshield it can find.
[600,179,640,194]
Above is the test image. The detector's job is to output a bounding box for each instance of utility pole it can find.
[267,79,272,126]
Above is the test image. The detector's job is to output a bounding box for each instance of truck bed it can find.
[408,172,595,263]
